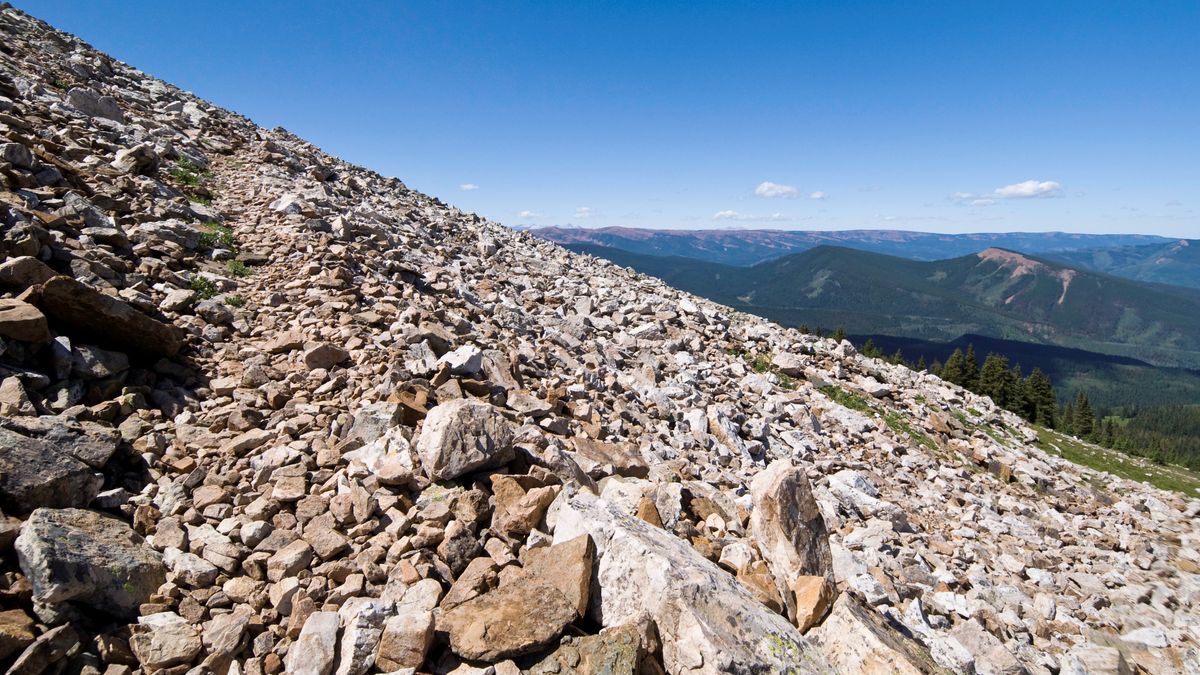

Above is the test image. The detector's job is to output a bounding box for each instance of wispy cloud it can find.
[460,183,479,191]
[574,206,592,219]
[953,179,1062,205]
[754,181,798,198]
[516,210,542,219]
[713,210,788,222]
[808,191,828,200]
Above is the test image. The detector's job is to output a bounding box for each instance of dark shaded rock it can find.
[38,276,182,357]
[0,427,101,513]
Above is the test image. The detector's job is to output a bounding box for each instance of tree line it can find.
[850,336,1200,470]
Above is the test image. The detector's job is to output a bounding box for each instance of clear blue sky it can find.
[17,1,1199,236]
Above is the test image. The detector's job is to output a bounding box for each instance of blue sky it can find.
[17,1,1198,236]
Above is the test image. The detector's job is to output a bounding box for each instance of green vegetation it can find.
[224,294,246,308]
[51,78,69,90]
[1035,426,1200,496]
[818,385,870,412]
[227,260,250,278]
[198,223,236,250]
[169,157,211,187]
[190,276,218,300]
[883,411,936,450]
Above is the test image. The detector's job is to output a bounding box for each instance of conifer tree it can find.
[978,353,1011,407]
[941,348,968,385]
[1025,368,1057,428]
[1075,391,1095,438]
[1062,399,1076,435]
[832,326,847,343]
[916,355,928,372]
[889,348,905,364]
[964,344,980,389]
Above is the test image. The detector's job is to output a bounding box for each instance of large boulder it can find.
[14,508,166,618]
[0,428,102,513]
[750,461,835,627]
[552,489,832,674]
[38,276,182,357]
[416,398,515,481]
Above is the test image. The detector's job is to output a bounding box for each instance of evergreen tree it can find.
[832,326,847,343]
[941,348,968,386]
[978,353,1011,407]
[1075,391,1095,438]
[1008,364,1029,419]
[889,348,905,365]
[1025,368,1057,428]
[1062,399,1076,435]
[916,355,928,372]
[861,338,880,358]
[930,359,943,376]
[964,344,980,389]
[798,324,811,335]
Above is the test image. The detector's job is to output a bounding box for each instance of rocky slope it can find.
[0,6,1198,674]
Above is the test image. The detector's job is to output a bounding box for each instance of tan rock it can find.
[791,575,835,633]
[0,299,50,342]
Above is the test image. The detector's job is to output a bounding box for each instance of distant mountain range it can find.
[534,226,1176,266]
[565,242,1200,370]
[1043,239,1200,289]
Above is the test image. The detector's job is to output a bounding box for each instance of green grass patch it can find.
[224,294,246,308]
[198,223,236,250]
[884,411,938,450]
[819,385,871,412]
[169,157,212,187]
[1035,426,1200,496]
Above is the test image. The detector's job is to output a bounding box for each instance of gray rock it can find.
[0,428,101,513]
[15,508,165,618]
[286,611,340,675]
[416,399,515,481]
[67,87,125,122]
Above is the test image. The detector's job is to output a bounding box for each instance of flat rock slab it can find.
[14,508,165,618]
[38,275,182,357]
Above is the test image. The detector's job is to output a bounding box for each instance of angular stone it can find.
[130,614,202,670]
[376,579,441,671]
[39,276,182,357]
[441,574,578,661]
[0,428,101,513]
[14,508,165,618]
[0,256,57,290]
[0,299,50,342]
[570,437,649,479]
[750,460,834,624]
[286,611,340,675]
[491,474,560,538]
[809,594,939,675]
[0,609,35,661]
[416,399,515,481]
[303,342,350,370]
[552,490,830,673]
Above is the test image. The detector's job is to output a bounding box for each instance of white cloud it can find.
[808,191,828,200]
[459,183,479,191]
[713,210,788,222]
[754,181,799,198]
[953,179,1062,205]
[574,206,592,219]
[993,180,1062,199]
[516,210,541,219]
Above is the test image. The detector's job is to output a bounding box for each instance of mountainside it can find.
[2,7,1199,675]
[574,243,1200,369]
[538,225,1174,266]
[1045,239,1200,289]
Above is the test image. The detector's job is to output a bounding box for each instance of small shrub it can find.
[198,223,236,250]
[227,260,249,277]
[224,294,246,308]
[189,276,218,300]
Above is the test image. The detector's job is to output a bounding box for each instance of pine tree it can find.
[1075,391,1095,438]
[941,348,968,385]
[889,348,905,365]
[798,324,811,335]
[832,326,847,343]
[861,338,880,358]
[964,344,980,389]
[978,353,1011,407]
[930,359,943,376]
[1025,368,1057,428]
[1008,363,1029,419]
[1062,399,1076,435]
[916,355,928,372]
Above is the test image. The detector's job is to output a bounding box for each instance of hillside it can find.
[538,225,1174,266]
[1,7,1199,675]
[573,243,1200,369]
[1045,239,1200,289]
